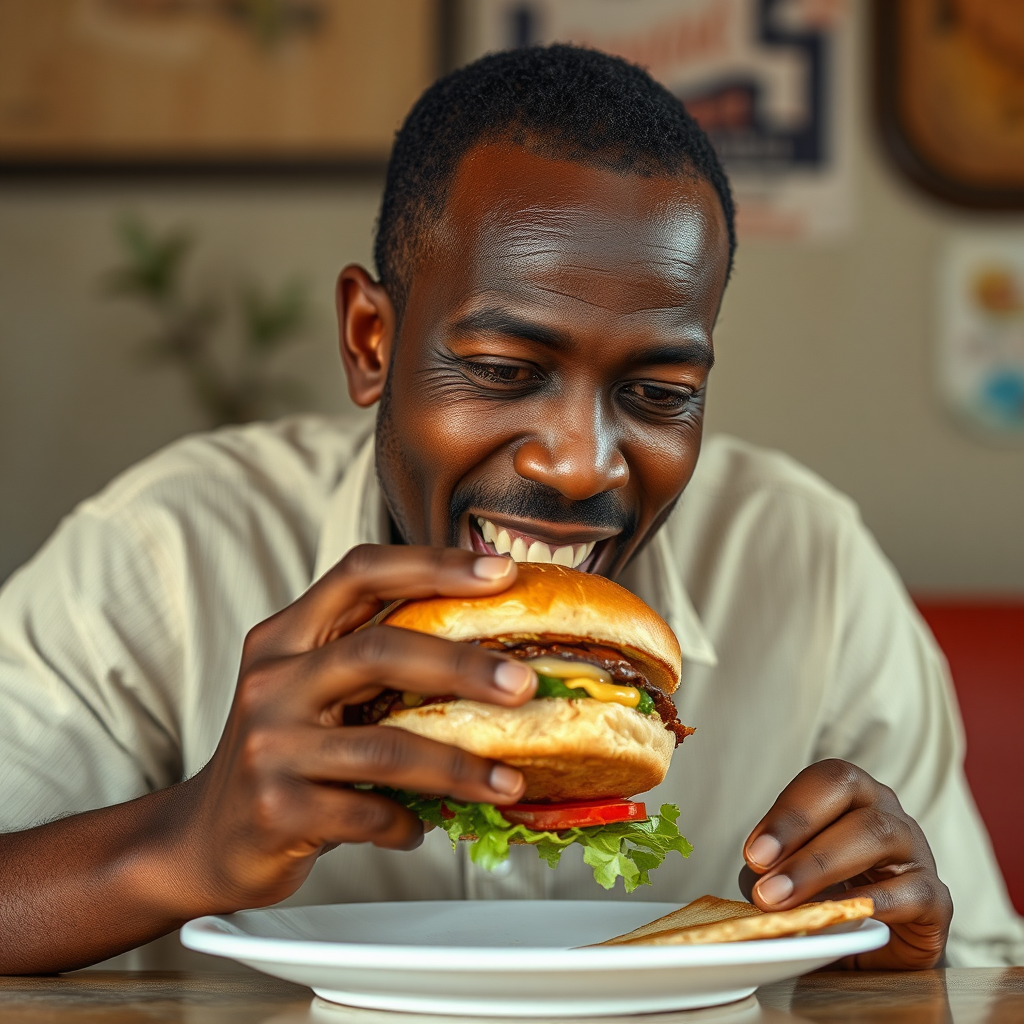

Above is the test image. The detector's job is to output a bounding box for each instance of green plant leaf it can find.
[104,215,316,426]
[240,278,309,353]
[107,215,192,304]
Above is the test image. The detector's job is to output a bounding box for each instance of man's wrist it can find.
[115,776,223,927]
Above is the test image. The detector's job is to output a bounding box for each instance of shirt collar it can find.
[617,524,718,667]
[314,434,717,667]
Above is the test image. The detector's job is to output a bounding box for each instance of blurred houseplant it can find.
[105,216,310,426]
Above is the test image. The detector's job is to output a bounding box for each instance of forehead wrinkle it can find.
[516,281,709,325]
[478,233,705,300]
[646,241,705,269]
[526,280,634,315]
[476,200,706,267]
[526,250,703,311]
[446,184,726,328]
[483,228,577,269]
[479,224,711,297]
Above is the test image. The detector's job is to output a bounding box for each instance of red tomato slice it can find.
[499,799,647,831]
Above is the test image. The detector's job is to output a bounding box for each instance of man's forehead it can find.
[431,142,728,315]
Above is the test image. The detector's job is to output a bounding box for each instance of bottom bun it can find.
[380,698,675,802]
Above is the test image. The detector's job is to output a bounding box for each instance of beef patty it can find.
[352,639,693,746]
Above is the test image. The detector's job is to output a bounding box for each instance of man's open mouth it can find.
[469,515,605,571]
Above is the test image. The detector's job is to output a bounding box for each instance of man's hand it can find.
[738,759,953,970]
[179,544,535,912]
[0,545,533,974]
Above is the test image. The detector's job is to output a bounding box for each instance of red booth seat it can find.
[915,600,1024,915]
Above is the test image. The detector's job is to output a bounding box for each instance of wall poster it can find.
[939,237,1024,438]
[469,0,856,242]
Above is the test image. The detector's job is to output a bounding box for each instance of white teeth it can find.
[552,545,574,567]
[527,541,552,563]
[571,541,595,568]
[476,516,597,569]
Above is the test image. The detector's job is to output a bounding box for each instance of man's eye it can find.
[621,381,694,413]
[464,361,537,385]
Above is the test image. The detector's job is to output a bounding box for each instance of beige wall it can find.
[2,44,1023,593]
[0,181,378,584]
[705,80,1024,594]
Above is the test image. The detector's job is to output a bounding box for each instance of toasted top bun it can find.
[383,563,682,694]
[381,698,674,801]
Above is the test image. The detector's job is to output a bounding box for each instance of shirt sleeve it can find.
[815,514,1024,966]
[0,501,184,832]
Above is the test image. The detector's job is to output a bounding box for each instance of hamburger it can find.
[357,563,694,892]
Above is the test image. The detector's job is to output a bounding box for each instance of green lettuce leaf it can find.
[377,789,693,893]
[534,672,656,715]
[534,673,589,699]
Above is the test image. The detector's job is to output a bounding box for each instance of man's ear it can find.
[336,265,396,407]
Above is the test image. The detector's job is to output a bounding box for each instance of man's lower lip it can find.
[468,516,605,571]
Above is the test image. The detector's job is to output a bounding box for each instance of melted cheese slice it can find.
[524,656,612,684]
[563,677,641,709]
[523,656,640,707]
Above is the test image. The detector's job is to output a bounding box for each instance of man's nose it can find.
[512,398,628,501]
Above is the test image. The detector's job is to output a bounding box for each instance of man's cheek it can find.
[417,399,512,465]
[631,422,700,477]
[390,400,489,543]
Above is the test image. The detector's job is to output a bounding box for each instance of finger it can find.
[267,784,427,854]
[743,760,900,874]
[281,724,526,805]
[750,805,918,911]
[286,625,537,714]
[739,863,852,903]
[250,546,517,657]
[737,864,758,903]
[841,871,953,929]
[840,875,951,970]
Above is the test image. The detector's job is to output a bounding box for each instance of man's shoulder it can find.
[684,434,860,525]
[670,434,865,589]
[81,413,373,523]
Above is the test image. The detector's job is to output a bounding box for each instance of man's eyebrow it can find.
[450,309,714,369]
[638,341,715,371]
[450,308,569,349]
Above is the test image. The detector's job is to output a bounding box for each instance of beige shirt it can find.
[1,414,1021,967]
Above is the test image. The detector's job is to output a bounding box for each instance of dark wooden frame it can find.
[873,0,1024,210]
[0,0,458,181]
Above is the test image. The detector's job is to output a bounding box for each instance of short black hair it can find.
[374,44,735,315]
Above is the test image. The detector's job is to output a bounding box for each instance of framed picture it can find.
[874,0,1024,209]
[469,0,858,243]
[0,0,443,175]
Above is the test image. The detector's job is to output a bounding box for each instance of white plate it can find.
[181,900,888,1018]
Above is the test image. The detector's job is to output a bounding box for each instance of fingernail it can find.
[474,556,513,580]
[489,764,523,796]
[748,834,782,868]
[494,660,535,694]
[757,873,794,906]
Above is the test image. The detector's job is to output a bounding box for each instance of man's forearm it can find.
[0,782,206,974]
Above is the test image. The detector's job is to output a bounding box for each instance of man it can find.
[0,46,1020,974]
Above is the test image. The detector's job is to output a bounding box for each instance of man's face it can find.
[375,143,730,579]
